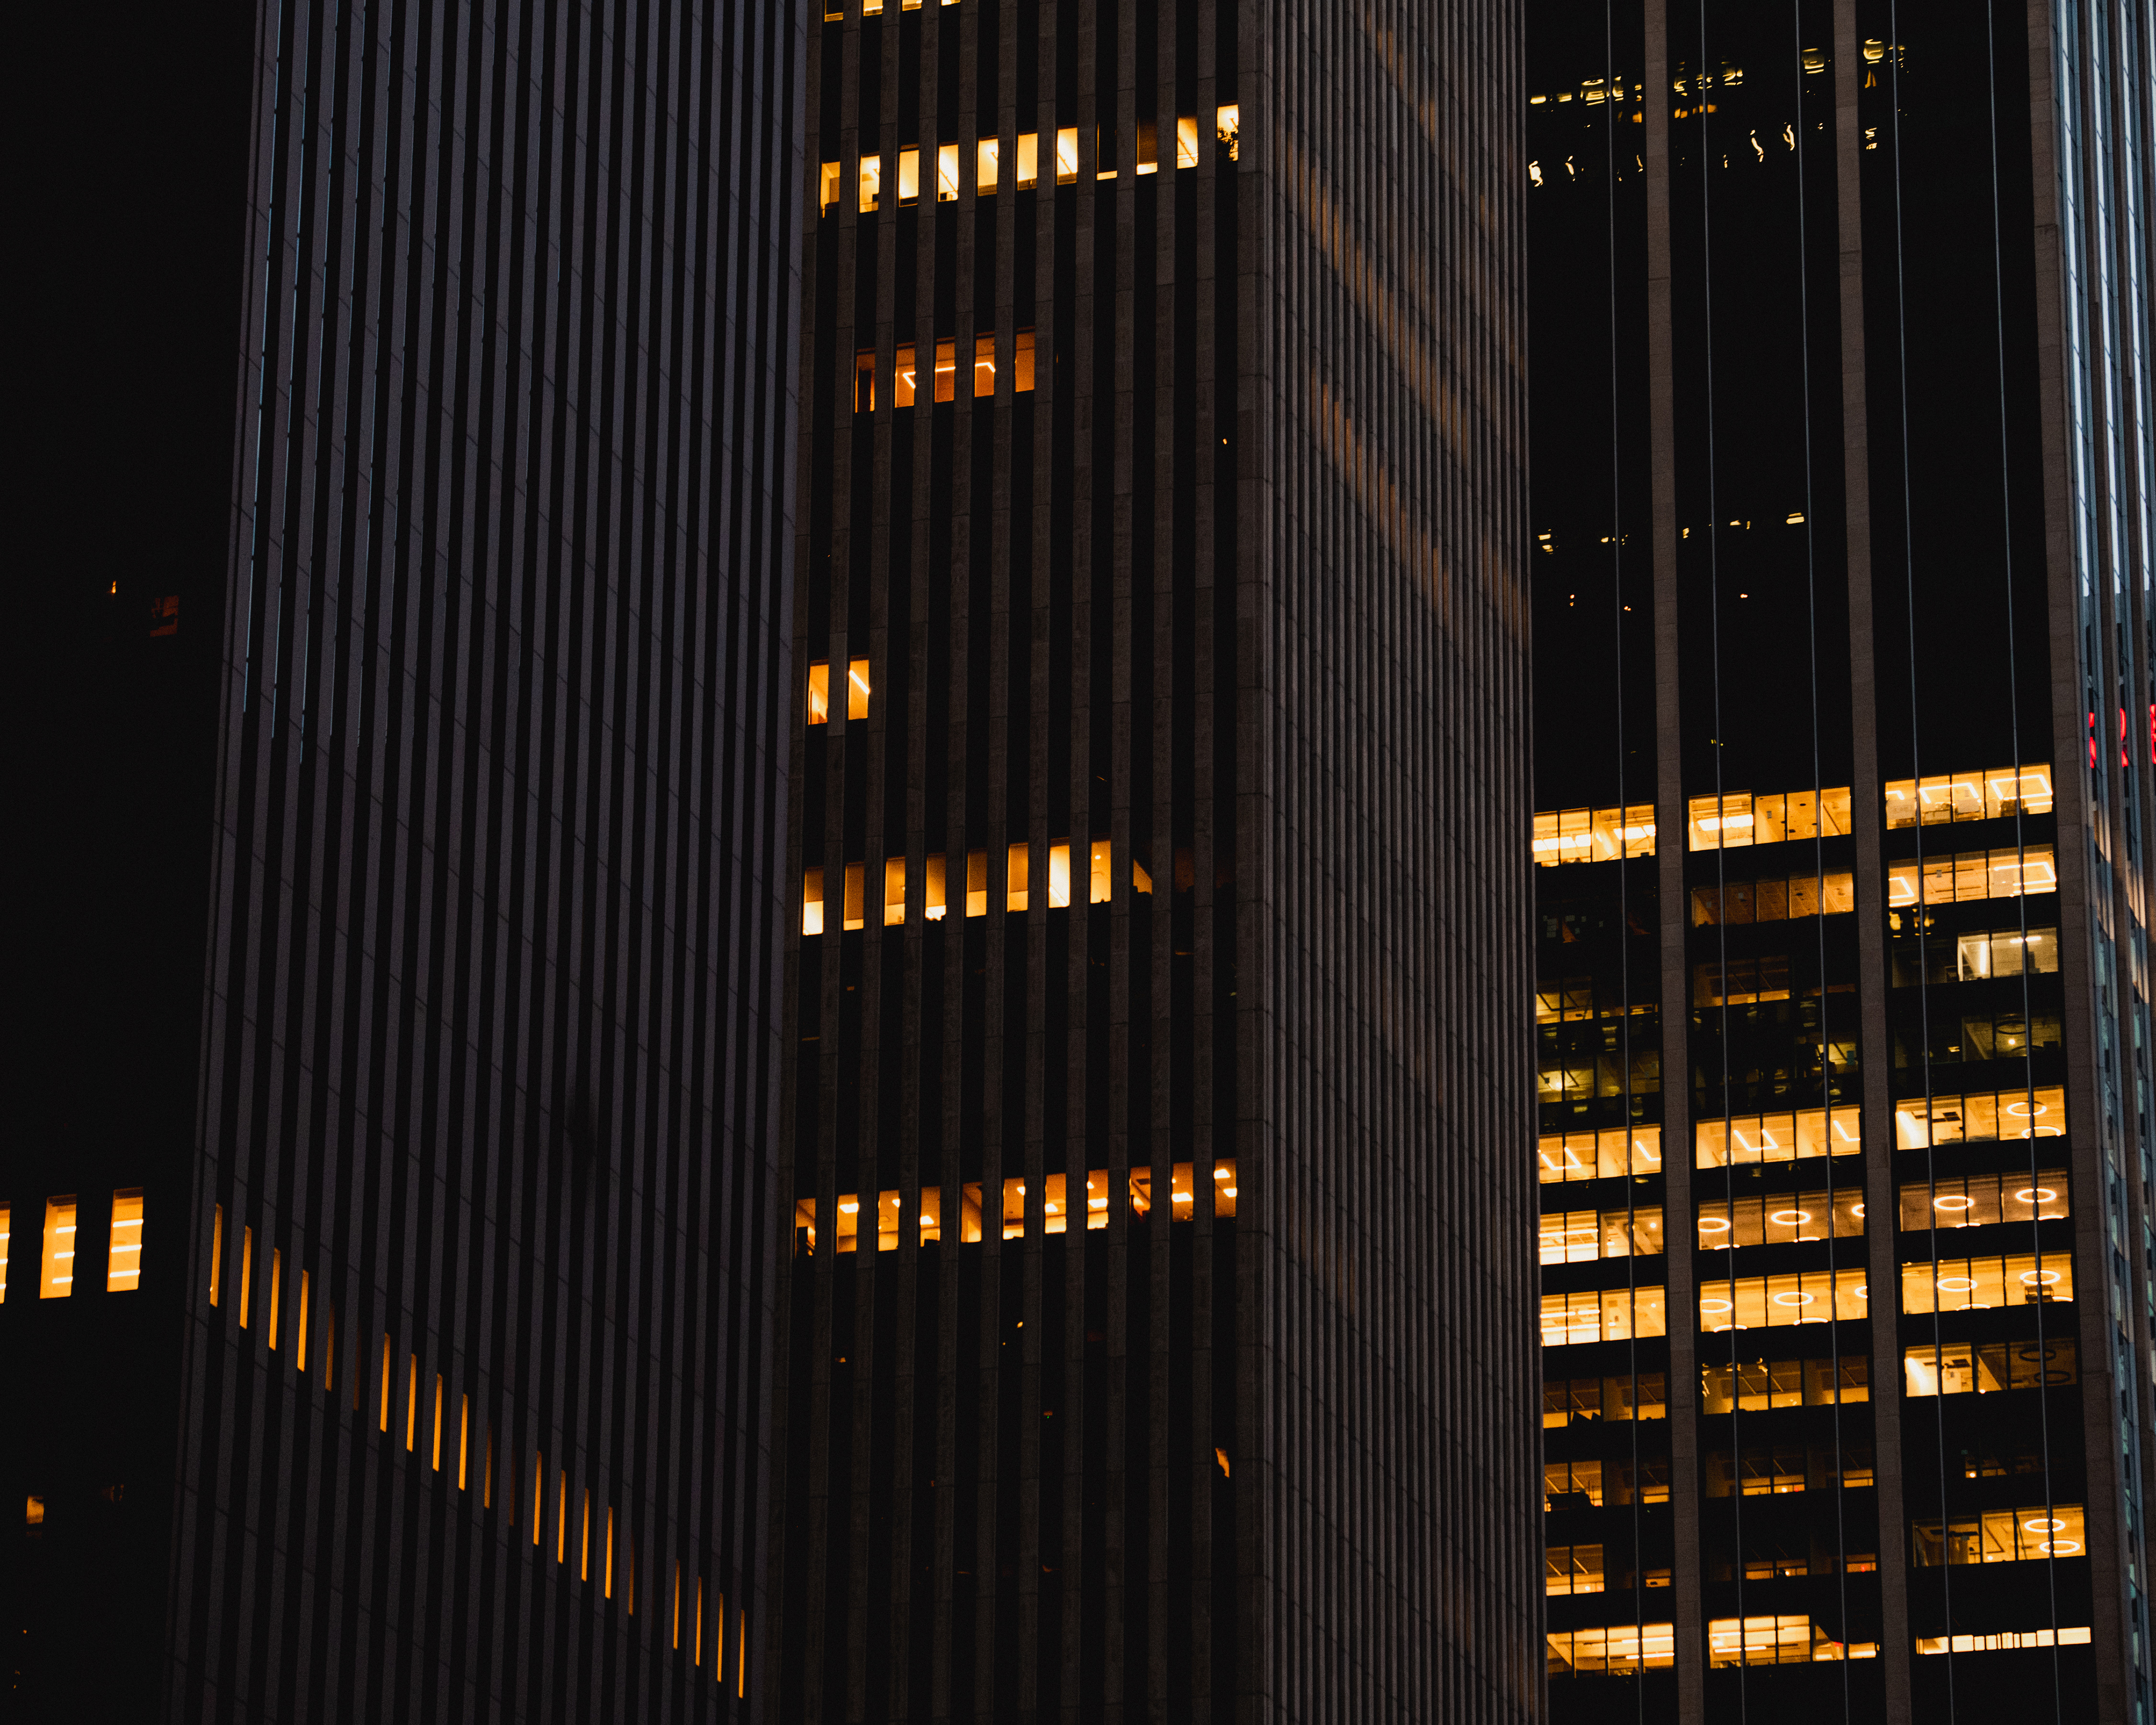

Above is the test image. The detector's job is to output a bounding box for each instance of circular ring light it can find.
[1936,1276,1977,1292]
[1932,1195,1975,1212]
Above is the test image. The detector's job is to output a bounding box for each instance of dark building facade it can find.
[6,1,802,1720]
[770,1,1541,1720]
[1527,1,2152,1721]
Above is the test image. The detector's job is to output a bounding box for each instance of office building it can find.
[769,1,1542,1719]
[5,2,802,1719]
[1528,2,2151,1720]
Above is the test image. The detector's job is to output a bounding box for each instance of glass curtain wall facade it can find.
[1530,2,2153,1722]
[773,1,1540,1719]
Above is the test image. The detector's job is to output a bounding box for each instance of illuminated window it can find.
[1544,1457,1604,1507]
[1884,761,2052,828]
[1539,1206,1663,1263]
[1912,1505,2085,1564]
[1001,1178,1026,1239]
[208,1203,222,1304]
[1708,1617,1873,1666]
[1540,1286,1665,1346]
[819,161,840,215]
[937,143,960,201]
[806,661,830,723]
[842,864,865,931]
[1088,840,1111,903]
[1690,870,1854,922]
[1007,842,1030,911]
[1546,1544,1604,1595]
[897,147,920,206]
[1537,1125,1663,1183]
[1216,104,1239,161]
[1703,1446,1814,1497]
[1694,1105,1859,1167]
[266,1247,282,1347]
[295,1270,310,1367]
[1687,786,1852,850]
[1531,803,1656,865]
[1095,121,1116,179]
[1894,1084,2065,1146]
[847,657,870,720]
[1013,328,1037,392]
[893,342,917,407]
[877,1189,900,1251]
[1547,1624,1673,1676]
[1698,1268,1866,1329]
[1214,1159,1237,1217]
[973,332,995,396]
[238,1225,254,1325]
[1054,126,1079,183]
[1016,131,1039,189]
[1047,841,1071,907]
[854,349,876,412]
[965,849,987,916]
[859,154,881,213]
[802,868,825,935]
[925,854,947,921]
[0,1203,10,1301]
[1904,1338,2076,1397]
[1885,843,2055,906]
[883,858,906,926]
[934,338,956,402]
[1135,119,1159,174]
[1544,1374,1668,1426]
[1177,116,1200,168]
[977,138,998,193]
[918,1185,943,1242]
[1951,925,2060,979]
[1899,1252,2071,1313]
[1917,1627,2091,1654]
[793,1197,818,1255]
[1696,1187,1863,1248]
[1702,1354,1867,1412]
[41,1197,77,1299]
[1899,1167,2067,1229]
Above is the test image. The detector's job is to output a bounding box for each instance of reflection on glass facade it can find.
[1531,0,2152,1718]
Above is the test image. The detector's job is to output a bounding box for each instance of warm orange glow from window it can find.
[847,657,871,720]
[925,853,947,920]
[696,1576,705,1663]
[966,849,988,916]
[673,1561,683,1648]
[974,332,996,397]
[1014,328,1036,392]
[581,1489,591,1580]
[0,1202,11,1303]
[802,866,825,935]
[208,1204,222,1306]
[843,862,865,931]
[38,1197,77,1299]
[1047,841,1071,907]
[266,1248,282,1347]
[806,660,830,723]
[237,1225,252,1325]
[884,857,906,926]
[532,1453,544,1545]
[458,1394,469,1487]
[379,1334,391,1431]
[295,1271,310,1366]
[934,338,956,402]
[1007,842,1030,912]
[406,1355,418,1451]
[605,1505,615,1596]
[557,1470,568,1563]
[432,1374,444,1470]
[106,1189,143,1292]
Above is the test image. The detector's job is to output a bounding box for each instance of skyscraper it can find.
[1528,2,2151,1720]
[6,3,802,1719]
[769,2,1541,1720]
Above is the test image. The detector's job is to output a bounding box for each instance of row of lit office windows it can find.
[201,1208,745,1691]
[1540,1089,2067,1186]
[1703,1443,1875,1497]
[1546,1265,2071,1346]
[1689,870,1853,924]
[819,109,1239,214]
[1550,1621,2091,1679]
[792,1161,1235,1253]
[1914,1505,2086,1563]
[1543,1171,2069,1264]
[853,331,1034,409]
[1548,1340,2069,1426]
[1543,1456,1671,1508]
[1535,762,2053,866]
[0,1193,144,1300]
[803,841,1146,931]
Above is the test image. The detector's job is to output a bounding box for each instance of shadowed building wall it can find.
[768,2,1541,1719]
